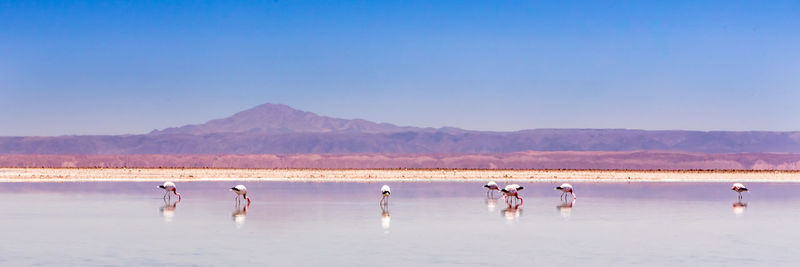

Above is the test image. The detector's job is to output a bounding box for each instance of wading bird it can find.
[380,185,391,205]
[484,181,499,197]
[500,184,524,204]
[230,184,251,204]
[731,183,748,200]
[158,181,181,200]
[555,183,577,200]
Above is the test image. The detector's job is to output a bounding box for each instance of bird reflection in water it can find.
[502,203,522,223]
[232,202,249,228]
[159,199,180,222]
[380,204,391,231]
[732,201,747,216]
[486,196,499,212]
[557,199,576,218]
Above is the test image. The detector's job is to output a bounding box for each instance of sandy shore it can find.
[1,168,800,182]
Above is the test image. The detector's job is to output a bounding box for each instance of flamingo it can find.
[230,184,251,204]
[484,181,499,197]
[380,185,391,205]
[500,184,524,205]
[731,183,748,200]
[555,183,577,200]
[158,181,181,200]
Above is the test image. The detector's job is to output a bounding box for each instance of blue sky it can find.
[1,1,799,135]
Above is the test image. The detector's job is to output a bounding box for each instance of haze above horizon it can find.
[2,1,799,136]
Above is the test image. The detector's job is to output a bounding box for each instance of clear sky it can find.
[1,1,799,136]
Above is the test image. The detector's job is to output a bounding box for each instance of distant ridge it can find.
[3,151,800,170]
[1,102,800,155]
[149,103,431,135]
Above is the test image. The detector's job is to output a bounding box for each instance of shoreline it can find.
[2,168,800,183]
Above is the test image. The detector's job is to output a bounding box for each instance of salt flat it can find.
[1,168,799,182]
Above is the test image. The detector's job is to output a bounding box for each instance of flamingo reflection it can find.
[502,202,522,223]
[557,199,576,218]
[485,196,498,212]
[732,201,747,215]
[232,202,249,228]
[159,199,180,222]
[380,205,391,231]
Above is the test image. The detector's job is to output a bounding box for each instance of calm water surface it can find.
[1,181,798,266]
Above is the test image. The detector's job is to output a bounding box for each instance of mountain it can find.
[149,103,429,135]
[1,103,800,154]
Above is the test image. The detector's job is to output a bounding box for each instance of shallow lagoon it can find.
[1,182,798,266]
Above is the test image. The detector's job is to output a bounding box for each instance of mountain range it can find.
[2,103,800,154]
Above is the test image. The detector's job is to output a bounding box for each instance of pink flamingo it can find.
[500,184,524,205]
[555,183,577,200]
[484,181,499,197]
[158,181,182,200]
[380,185,391,205]
[731,183,748,200]
[230,184,251,204]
